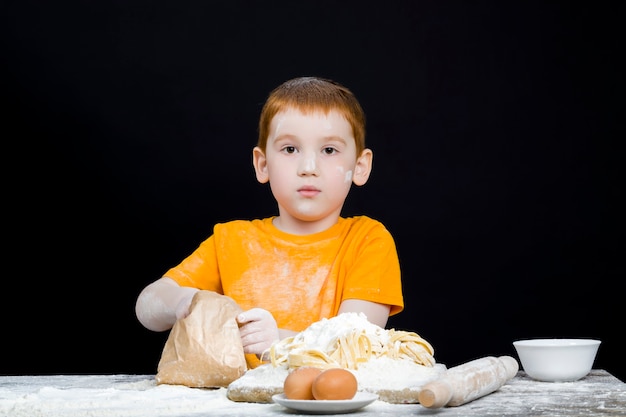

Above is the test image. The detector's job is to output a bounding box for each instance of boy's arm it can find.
[135,277,199,332]
[338,299,391,328]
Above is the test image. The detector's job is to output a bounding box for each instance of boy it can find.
[135,76,404,368]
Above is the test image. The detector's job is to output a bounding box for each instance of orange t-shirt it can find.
[164,215,403,364]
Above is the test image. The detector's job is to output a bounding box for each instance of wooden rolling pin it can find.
[418,355,519,408]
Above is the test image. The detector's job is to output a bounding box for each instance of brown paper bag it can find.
[156,290,247,388]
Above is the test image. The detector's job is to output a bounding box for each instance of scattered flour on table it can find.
[2,371,622,416]
[0,375,264,417]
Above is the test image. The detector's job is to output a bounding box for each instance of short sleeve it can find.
[341,218,404,316]
[163,235,223,293]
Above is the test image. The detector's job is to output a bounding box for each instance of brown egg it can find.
[312,368,358,400]
[283,367,323,400]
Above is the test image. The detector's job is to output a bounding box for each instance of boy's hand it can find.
[236,308,280,355]
[174,293,195,321]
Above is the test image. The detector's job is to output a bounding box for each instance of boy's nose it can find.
[298,153,318,176]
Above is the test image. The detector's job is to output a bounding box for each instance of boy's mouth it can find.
[298,186,320,197]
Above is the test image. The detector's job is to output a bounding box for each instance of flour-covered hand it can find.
[236,308,280,356]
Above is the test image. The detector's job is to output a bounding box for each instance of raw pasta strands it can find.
[268,313,436,370]
[288,350,337,369]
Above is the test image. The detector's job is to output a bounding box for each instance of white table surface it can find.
[1,370,625,417]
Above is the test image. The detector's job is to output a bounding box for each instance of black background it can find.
[3,1,624,381]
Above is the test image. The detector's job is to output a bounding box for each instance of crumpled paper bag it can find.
[156,290,247,388]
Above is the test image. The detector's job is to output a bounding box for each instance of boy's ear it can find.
[252,146,269,183]
[352,148,373,186]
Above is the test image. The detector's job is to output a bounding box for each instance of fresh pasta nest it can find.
[227,312,444,404]
[267,312,435,370]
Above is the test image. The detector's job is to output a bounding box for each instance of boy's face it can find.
[253,108,371,230]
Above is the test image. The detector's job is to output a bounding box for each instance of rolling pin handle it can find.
[499,355,520,380]
[418,379,453,409]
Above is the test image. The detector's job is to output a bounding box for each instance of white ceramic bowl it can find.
[513,338,601,382]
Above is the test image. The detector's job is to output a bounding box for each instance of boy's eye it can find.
[282,146,296,154]
[322,147,337,155]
